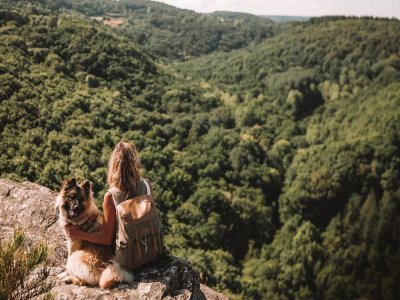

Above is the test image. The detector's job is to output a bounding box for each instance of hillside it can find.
[261,15,310,22]
[3,0,277,60]
[173,17,400,299]
[0,4,161,195]
[0,2,400,299]
[175,17,400,95]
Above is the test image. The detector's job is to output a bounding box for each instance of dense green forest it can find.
[2,0,277,60]
[1,1,400,299]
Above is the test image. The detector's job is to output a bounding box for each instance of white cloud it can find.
[156,0,400,19]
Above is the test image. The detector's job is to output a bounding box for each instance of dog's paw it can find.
[57,271,68,281]
[62,276,74,284]
[60,273,85,286]
[61,275,74,284]
[58,271,75,284]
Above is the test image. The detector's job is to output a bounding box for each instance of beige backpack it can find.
[108,179,164,270]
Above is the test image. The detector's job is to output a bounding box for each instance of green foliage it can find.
[0,231,54,300]
[173,16,400,299]
[242,217,323,299]
[3,0,277,60]
[1,2,400,298]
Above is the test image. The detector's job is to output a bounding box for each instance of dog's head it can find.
[56,178,93,224]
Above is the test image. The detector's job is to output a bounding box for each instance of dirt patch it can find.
[103,18,124,27]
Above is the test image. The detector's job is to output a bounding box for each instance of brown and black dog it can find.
[55,178,133,288]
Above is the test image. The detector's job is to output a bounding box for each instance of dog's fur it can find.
[55,178,133,289]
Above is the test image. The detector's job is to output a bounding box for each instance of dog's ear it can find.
[81,180,92,197]
[65,177,77,189]
[68,177,77,187]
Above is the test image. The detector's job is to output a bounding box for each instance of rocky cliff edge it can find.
[0,179,228,300]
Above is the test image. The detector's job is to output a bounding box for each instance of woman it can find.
[65,141,143,255]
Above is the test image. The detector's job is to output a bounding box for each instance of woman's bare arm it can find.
[65,192,116,245]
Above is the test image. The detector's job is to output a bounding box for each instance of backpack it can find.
[108,179,164,270]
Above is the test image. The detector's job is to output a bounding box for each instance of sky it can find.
[155,0,400,19]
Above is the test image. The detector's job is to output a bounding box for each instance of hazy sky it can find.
[156,0,400,19]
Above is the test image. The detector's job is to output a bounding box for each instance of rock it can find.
[0,179,227,300]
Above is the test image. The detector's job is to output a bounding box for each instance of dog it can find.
[55,177,133,288]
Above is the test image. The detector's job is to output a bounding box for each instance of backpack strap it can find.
[142,179,151,196]
[107,179,150,207]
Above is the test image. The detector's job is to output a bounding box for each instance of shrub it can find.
[0,230,54,300]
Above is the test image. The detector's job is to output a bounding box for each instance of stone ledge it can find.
[0,179,228,300]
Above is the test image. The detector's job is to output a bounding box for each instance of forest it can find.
[0,0,399,299]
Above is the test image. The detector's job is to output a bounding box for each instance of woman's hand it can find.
[61,193,116,245]
[64,224,81,239]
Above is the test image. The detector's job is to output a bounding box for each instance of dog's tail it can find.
[99,260,134,289]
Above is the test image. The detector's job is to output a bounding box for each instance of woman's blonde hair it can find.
[107,142,142,191]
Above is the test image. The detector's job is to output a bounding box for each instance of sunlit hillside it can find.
[1,1,399,299]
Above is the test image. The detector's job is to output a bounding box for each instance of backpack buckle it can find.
[140,236,148,253]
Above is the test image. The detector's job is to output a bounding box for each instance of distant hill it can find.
[210,10,272,19]
[261,15,310,22]
[2,0,277,60]
[175,17,400,97]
